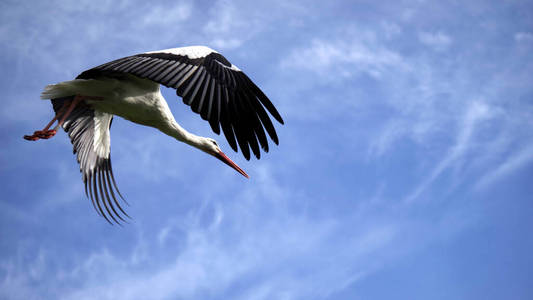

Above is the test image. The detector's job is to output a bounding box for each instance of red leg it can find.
[24,101,72,141]
[24,95,104,141]
[28,103,69,140]
[36,98,81,139]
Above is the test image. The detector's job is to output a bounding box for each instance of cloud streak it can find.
[475,144,533,191]
[281,36,407,80]
[405,101,492,203]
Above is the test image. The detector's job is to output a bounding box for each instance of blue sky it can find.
[1,0,533,299]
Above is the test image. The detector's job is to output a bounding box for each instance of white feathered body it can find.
[40,74,179,137]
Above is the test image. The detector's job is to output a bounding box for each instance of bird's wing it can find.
[52,97,128,224]
[76,46,284,160]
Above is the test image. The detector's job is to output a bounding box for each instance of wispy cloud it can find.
[405,101,492,203]
[202,0,306,51]
[367,119,409,158]
[281,37,407,79]
[475,144,533,191]
[141,2,192,26]
[514,32,533,43]
[419,31,453,51]
[202,0,268,50]
[0,162,467,300]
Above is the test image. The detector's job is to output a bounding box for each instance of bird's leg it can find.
[23,102,69,141]
[32,102,70,139]
[23,95,104,141]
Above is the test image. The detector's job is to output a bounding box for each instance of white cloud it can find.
[54,217,398,300]
[381,21,402,39]
[202,1,261,50]
[201,0,310,51]
[281,37,407,79]
[419,31,452,51]
[367,119,408,158]
[514,32,533,42]
[211,38,243,50]
[141,2,192,26]
[0,162,467,300]
[203,2,241,35]
[475,144,533,191]
[405,101,492,203]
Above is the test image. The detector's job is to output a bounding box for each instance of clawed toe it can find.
[23,96,83,142]
[23,134,40,141]
[24,129,57,141]
[24,94,101,142]
[35,130,57,139]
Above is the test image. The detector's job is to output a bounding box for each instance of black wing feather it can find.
[77,48,284,159]
[52,97,128,224]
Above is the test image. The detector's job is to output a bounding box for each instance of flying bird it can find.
[24,46,284,224]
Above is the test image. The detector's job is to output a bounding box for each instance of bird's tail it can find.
[40,79,108,100]
[41,80,78,99]
[41,80,83,99]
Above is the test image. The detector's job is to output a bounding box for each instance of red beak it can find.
[215,150,249,178]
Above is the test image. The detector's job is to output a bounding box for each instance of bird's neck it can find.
[162,120,206,151]
[151,92,207,151]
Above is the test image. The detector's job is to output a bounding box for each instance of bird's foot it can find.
[23,129,57,141]
[23,95,102,142]
[23,134,40,141]
[35,129,57,139]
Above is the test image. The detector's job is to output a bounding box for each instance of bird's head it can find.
[200,137,249,178]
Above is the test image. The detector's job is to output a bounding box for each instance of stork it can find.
[24,46,284,224]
